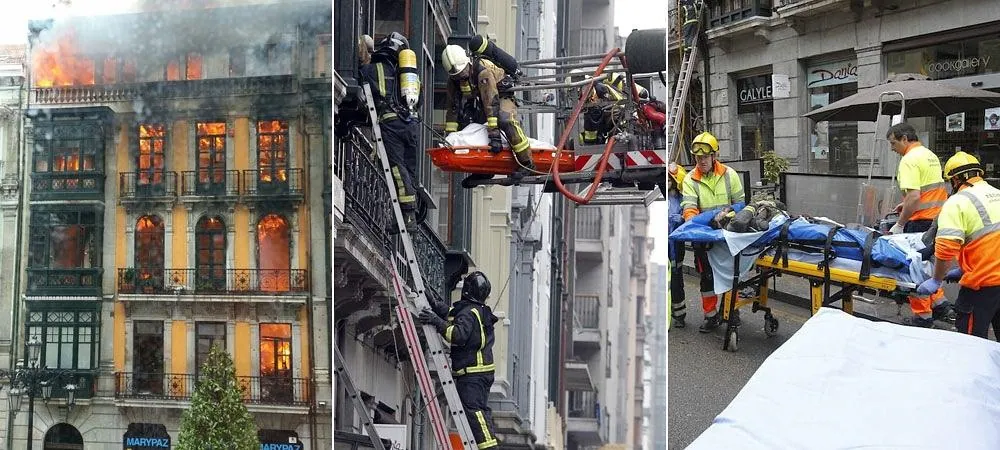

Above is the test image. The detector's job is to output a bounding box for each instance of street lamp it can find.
[1,338,80,450]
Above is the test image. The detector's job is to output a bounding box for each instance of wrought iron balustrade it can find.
[32,75,298,105]
[708,0,773,28]
[117,268,309,295]
[120,171,178,199]
[243,168,304,197]
[30,172,105,199]
[180,170,241,197]
[574,295,600,329]
[26,268,102,296]
[114,372,310,406]
[335,126,391,248]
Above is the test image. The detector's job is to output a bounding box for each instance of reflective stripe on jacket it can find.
[680,161,744,216]
[897,144,947,221]
[935,179,1000,289]
[444,299,498,376]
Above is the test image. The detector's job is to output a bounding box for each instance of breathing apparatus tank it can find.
[469,34,521,78]
[398,48,421,116]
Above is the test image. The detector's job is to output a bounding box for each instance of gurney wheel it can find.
[727,330,739,352]
[764,313,779,337]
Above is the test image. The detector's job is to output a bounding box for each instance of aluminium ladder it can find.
[362,83,479,450]
[334,345,387,450]
[667,6,703,162]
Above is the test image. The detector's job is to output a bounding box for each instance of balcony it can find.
[706,0,775,50]
[565,360,596,392]
[775,0,851,20]
[30,172,105,200]
[179,170,241,200]
[574,207,603,260]
[242,168,304,204]
[567,390,604,446]
[580,28,608,56]
[114,372,310,412]
[31,75,298,105]
[119,171,178,206]
[26,268,102,296]
[116,268,309,301]
[573,295,601,353]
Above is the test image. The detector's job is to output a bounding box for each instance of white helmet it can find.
[442,45,470,76]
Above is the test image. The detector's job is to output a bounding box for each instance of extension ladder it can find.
[334,345,387,450]
[362,83,479,450]
[667,5,702,162]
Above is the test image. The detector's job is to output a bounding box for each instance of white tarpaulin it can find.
[444,123,556,149]
[687,308,1000,450]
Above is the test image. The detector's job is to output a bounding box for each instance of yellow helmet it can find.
[943,151,983,180]
[668,162,687,186]
[691,131,719,155]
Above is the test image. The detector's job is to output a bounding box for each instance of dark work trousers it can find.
[953,285,1000,340]
[670,244,687,321]
[904,219,933,233]
[693,244,719,316]
[455,372,499,449]
[379,118,420,210]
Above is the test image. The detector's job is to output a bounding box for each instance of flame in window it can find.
[32,28,96,87]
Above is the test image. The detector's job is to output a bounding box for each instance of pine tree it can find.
[177,345,260,450]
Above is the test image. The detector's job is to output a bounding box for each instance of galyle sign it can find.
[737,74,773,105]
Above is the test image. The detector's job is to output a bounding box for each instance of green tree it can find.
[177,345,260,450]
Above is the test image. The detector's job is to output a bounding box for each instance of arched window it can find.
[196,216,226,291]
[257,214,290,292]
[135,215,165,291]
[43,423,83,450]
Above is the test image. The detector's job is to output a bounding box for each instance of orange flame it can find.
[33,28,96,87]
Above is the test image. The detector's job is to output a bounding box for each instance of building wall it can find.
[648,264,666,450]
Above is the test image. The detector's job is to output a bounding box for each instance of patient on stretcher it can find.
[428,123,575,178]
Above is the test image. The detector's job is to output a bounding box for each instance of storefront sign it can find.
[926,56,992,77]
[807,60,858,88]
[123,423,171,450]
[737,75,773,105]
[125,438,170,449]
[260,444,303,450]
[772,74,791,98]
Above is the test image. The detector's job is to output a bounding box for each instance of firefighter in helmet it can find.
[441,44,536,176]
[680,131,745,331]
[568,69,627,145]
[359,32,422,224]
[419,271,500,449]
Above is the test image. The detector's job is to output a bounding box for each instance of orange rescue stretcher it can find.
[427,146,577,175]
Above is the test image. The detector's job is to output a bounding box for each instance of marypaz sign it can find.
[807,60,858,88]
[260,444,304,450]
[124,437,170,449]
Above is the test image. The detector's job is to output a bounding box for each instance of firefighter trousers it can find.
[493,96,535,169]
[670,245,687,321]
[581,106,614,145]
[378,118,420,209]
[954,285,1000,340]
[455,372,499,449]
[693,244,719,317]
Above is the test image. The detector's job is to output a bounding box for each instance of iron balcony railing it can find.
[568,390,600,419]
[120,171,178,199]
[708,0,773,28]
[117,268,309,295]
[580,28,608,56]
[32,75,298,105]
[26,268,102,296]
[575,207,602,240]
[114,372,310,407]
[242,168,304,197]
[30,172,105,199]
[180,170,241,197]
[574,295,600,329]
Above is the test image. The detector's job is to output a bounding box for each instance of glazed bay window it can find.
[26,308,99,399]
[31,121,104,199]
[28,209,102,295]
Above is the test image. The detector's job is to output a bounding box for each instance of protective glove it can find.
[888,223,904,235]
[417,308,448,333]
[916,277,942,296]
[943,268,964,282]
[488,131,503,154]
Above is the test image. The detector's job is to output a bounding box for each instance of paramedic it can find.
[669,163,688,328]
[680,132,745,332]
[359,32,422,223]
[441,44,536,176]
[887,122,951,326]
[916,152,1000,339]
[419,272,500,449]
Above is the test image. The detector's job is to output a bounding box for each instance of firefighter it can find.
[418,271,500,449]
[359,32,422,224]
[441,44,537,176]
[572,69,627,145]
[358,34,374,65]
[916,152,1000,339]
[680,131,745,332]
[886,122,951,326]
[669,163,688,328]
[680,0,703,51]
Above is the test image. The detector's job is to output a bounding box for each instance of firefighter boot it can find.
[698,314,722,333]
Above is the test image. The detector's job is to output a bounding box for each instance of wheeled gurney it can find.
[670,204,930,351]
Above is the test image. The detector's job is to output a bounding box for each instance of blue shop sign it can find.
[260,443,304,450]
[123,423,171,450]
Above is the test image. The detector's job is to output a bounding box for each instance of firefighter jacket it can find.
[680,160,744,221]
[444,58,507,133]
[897,143,947,221]
[359,56,411,123]
[935,178,1000,290]
[443,298,498,376]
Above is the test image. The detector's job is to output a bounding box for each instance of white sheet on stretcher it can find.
[686,308,1000,450]
[444,123,556,149]
[706,217,933,294]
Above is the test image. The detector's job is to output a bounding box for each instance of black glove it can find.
[488,131,503,154]
[417,308,447,333]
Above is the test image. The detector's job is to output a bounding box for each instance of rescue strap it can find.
[858,230,880,282]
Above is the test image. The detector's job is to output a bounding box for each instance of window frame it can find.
[26,308,100,371]
[195,216,227,290]
[255,119,290,187]
[195,321,228,377]
[137,124,168,186]
[28,209,103,270]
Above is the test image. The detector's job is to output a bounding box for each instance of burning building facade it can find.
[3,1,332,448]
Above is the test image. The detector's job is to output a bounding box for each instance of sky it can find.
[615,0,669,266]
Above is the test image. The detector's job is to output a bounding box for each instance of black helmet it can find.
[461,271,491,303]
[376,32,409,55]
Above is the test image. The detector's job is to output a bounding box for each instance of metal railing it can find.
[180,170,241,197]
[30,172,105,199]
[574,295,600,329]
[581,28,608,56]
[32,75,298,105]
[120,171,178,199]
[114,372,310,406]
[26,268,102,295]
[117,268,309,295]
[576,207,602,240]
[242,168,304,197]
[708,0,773,28]
[568,390,600,419]
[335,127,392,249]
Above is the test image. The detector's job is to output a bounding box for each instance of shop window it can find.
[257,214,291,292]
[259,323,293,402]
[132,321,164,395]
[736,74,774,160]
[195,216,226,291]
[27,309,98,371]
[195,322,227,377]
[807,60,859,175]
[196,122,227,194]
